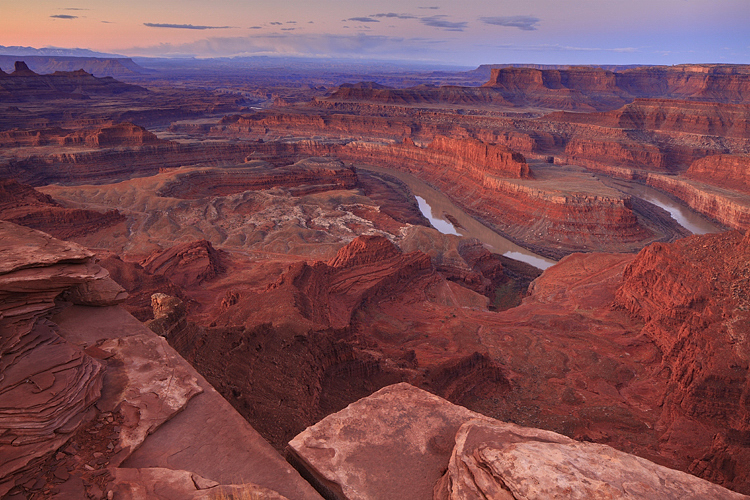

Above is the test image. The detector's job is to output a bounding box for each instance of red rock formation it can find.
[644,173,750,230]
[564,136,668,171]
[156,157,358,199]
[141,240,226,289]
[0,178,125,239]
[615,231,750,491]
[484,65,750,107]
[686,154,750,194]
[2,142,256,186]
[62,123,162,147]
[0,61,147,102]
[0,221,125,497]
[426,135,532,179]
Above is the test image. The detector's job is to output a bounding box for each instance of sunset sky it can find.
[2,0,748,66]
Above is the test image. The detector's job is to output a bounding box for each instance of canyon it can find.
[0,59,749,499]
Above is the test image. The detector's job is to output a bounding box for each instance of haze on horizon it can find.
[2,0,748,67]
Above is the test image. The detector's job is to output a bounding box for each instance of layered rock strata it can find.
[615,230,750,491]
[0,221,125,496]
[0,178,125,239]
[0,221,322,499]
[686,154,750,194]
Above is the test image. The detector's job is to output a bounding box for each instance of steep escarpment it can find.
[644,173,750,230]
[686,154,750,194]
[485,65,750,107]
[2,141,256,186]
[615,231,750,492]
[0,61,147,102]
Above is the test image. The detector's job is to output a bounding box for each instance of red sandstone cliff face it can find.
[564,137,668,171]
[552,99,750,172]
[615,231,750,492]
[0,123,163,148]
[1,142,256,186]
[686,154,750,194]
[0,178,125,239]
[426,136,532,179]
[483,67,628,111]
[485,65,750,106]
[644,174,750,230]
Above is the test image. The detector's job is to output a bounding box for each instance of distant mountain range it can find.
[0,45,125,58]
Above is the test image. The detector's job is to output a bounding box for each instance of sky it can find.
[1,0,748,67]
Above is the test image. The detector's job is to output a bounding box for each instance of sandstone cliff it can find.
[686,154,750,194]
[615,230,750,491]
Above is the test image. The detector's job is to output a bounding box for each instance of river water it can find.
[360,164,727,271]
[359,165,557,270]
[598,177,724,235]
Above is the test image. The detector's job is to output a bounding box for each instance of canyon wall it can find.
[615,230,750,491]
[645,174,750,230]
[686,154,750,194]
[485,65,750,105]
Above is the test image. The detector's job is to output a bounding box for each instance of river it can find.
[597,176,725,235]
[358,165,557,270]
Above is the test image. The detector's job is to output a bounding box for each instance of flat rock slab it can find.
[288,383,491,500]
[288,383,749,500]
[109,467,291,500]
[53,305,322,500]
[436,418,749,500]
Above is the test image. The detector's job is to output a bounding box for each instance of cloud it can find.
[249,26,262,29]
[420,15,466,31]
[50,14,78,19]
[372,13,417,20]
[348,17,380,23]
[120,33,430,60]
[101,21,114,24]
[281,27,295,31]
[144,23,231,29]
[480,16,540,31]
[502,43,639,53]
[418,6,439,9]
[270,22,282,25]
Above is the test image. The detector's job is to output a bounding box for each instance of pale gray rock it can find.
[289,383,749,500]
[436,418,749,500]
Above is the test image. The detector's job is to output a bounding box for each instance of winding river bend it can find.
[358,164,557,270]
[359,164,727,272]
[599,176,725,235]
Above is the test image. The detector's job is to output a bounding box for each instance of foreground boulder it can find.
[288,383,748,500]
